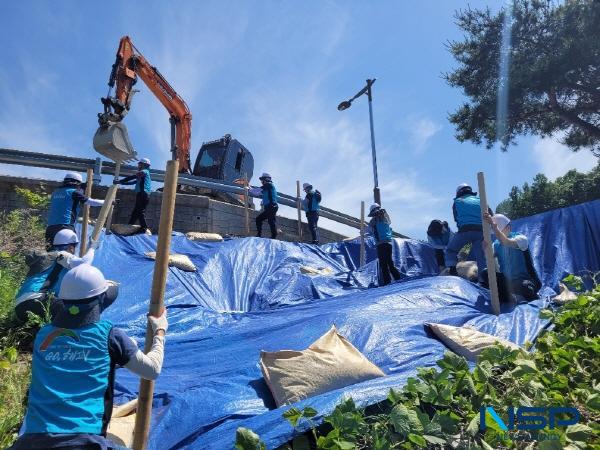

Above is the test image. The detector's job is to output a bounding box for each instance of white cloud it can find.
[406,116,442,155]
[531,136,598,180]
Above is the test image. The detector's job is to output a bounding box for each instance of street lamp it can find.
[337,78,381,205]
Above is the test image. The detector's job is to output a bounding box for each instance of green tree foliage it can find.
[445,0,600,155]
[496,162,600,218]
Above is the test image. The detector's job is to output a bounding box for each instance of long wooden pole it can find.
[132,159,179,450]
[91,162,121,242]
[244,173,250,236]
[296,180,302,240]
[79,168,93,256]
[360,201,366,267]
[477,172,501,315]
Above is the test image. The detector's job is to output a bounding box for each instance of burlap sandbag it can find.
[107,398,137,448]
[427,323,521,362]
[111,224,148,236]
[144,251,197,272]
[299,266,334,276]
[260,325,385,407]
[553,283,578,305]
[185,232,224,242]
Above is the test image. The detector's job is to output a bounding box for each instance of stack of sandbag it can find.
[111,224,152,236]
[185,232,223,242]
[144,251,197,272]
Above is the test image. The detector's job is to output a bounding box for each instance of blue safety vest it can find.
[453,194,482,229]
[15,263,66,299]
[262,183,278,207]
[371,218,393,244]
[48,187,81,226]
[303,191,320,213]
[23,320,113,435]
[493,232,530,280]
[136,169,152,193]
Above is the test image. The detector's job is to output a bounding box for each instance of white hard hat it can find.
[492,214,511,231]
[259,172,272,180]
[64,172,83,183]
[456,183,471,195]
[53,229,79,246]
[139,158,151,166]
[368,203,381,217]
[59,264,110,300]
[302,183,312,190]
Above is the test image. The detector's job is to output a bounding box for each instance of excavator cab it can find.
[93,122,138,163]
[193,134,254,183]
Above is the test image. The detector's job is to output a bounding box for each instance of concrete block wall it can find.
[0,175,347,243]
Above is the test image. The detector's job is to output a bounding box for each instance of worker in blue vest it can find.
[14,229,97,322]
[444,183,488,282]
[116,158,152,234]
[368,203,402,286]
[427,219,454,271]
[481,212,541,302]
[302,183,321,244]
[46,172,105,248]
[250,173,279,239]
[8,264,168,450]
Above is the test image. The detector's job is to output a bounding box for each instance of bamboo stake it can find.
[360,201,366,267]
[132,159,179,450]
[90,162,121,242]
[104,202,115,236]
[244,172,250,236]
[79,168,93,256]
[477,172,501,315]
[296,180,303,240]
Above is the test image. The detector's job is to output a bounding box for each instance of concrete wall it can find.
[0,175,347,243]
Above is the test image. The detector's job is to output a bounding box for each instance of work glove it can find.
[89,238,100,250]
[148,310,168,335]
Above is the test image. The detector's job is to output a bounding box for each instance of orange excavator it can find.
[93,35,193,172]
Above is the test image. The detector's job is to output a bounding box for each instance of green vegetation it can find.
[445,0,600,155]
[495,163,600,219]
[0,188,49,447]
[236,280,600,449]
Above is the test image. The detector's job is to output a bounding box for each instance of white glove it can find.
[148,310,168,334]
[89,238,100,250]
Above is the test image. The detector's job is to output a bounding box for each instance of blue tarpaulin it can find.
[89,200,600,449]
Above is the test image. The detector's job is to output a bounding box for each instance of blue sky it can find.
[1,1,597,238]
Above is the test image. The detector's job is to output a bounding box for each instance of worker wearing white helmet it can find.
[115,157,152,234]
[249,172,279,239]
[481,212,541,302]
[367,203,402,286]
[444,182,489,282]
[45,172,105,248]
[10,264,167,450]
[301,182,322,244]
[14,229,100,322]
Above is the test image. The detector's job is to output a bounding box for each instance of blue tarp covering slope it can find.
[89,199,600,449]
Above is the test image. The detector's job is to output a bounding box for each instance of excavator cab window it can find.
[197,147,225,179]
[234,149,244,172]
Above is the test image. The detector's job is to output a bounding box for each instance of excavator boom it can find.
[95,36,193,172]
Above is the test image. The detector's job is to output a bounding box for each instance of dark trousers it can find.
[377,242,401,286]
[256,204,278,239]
[129,192,149,231]
[481,270,540,302]
[306,211,319,244]
[45,224,75,249]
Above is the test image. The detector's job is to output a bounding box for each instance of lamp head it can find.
[337,100,352,111]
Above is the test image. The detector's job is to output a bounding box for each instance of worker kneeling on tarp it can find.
[481,212,541,303]
[14,229,97,323]
[8,264,168,450]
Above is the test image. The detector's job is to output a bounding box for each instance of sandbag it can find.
[111,224,152,236]
[553,283,578,305]
[427,322,521,362]
[107,398,137,448]
[144,252,197,272]
[299,266,334,276]
[185,232,224,242]
[260,325,385,407]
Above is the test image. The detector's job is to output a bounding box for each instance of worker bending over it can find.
[427,219,453,271]
[368,203,401,286]
[482,213,541,302]
[116,157,152,234]
[445,183,487,283]
[46,172,104,248]
[14,229,97,322]
[9,264,168,450]
[302,182,321,244]
[250,173,279,239]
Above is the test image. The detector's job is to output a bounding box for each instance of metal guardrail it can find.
[0,147,407,237]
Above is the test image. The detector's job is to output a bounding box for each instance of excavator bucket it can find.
[93,122,138,163]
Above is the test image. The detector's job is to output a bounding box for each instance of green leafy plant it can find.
[14,186,50,210]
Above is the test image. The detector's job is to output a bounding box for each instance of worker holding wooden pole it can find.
[79,168,94,256]
[133,159,180,450]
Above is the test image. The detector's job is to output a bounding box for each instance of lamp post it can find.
[338,78,381,205]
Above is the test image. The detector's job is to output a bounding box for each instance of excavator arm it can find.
[97,36,192,173]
